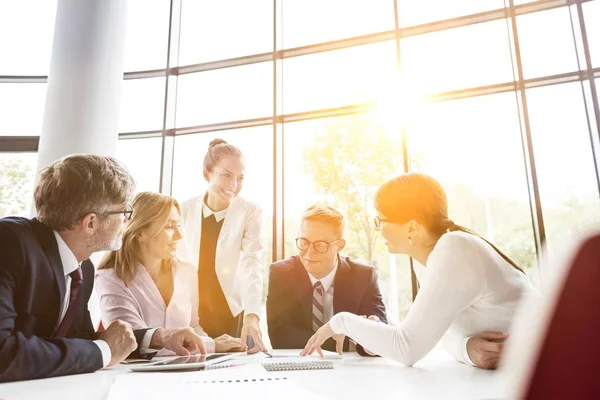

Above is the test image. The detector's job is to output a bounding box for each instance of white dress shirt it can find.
[328,232,534,366]
[53,232,111,367]
[307,265,338,323]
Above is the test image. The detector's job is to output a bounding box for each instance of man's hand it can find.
[214,334,245,353]
[98,320,137,366]
[301,323,345,357]
[240,314,266,354]
[360,315,381,356]
[150,328,207,356]
[466,331,508,370]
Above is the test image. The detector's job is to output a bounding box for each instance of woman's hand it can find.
[240,313,266,354]
[214,334,245,353]
[300,323,345,357]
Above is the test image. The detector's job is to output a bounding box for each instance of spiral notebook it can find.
[262,359,334,372]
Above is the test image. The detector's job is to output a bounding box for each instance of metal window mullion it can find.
[159,0,182,195]
[508,0,547,270]
[574,0,600,196]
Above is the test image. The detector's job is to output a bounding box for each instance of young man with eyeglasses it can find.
[0,154,207,383]
[267,205,387,355]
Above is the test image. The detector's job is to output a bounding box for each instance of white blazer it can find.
[177,195,264,318]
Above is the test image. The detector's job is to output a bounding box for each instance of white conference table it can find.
[0,349,509,400]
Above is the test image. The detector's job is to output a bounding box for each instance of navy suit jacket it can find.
[267,255,387,355]
[0,217,147,382]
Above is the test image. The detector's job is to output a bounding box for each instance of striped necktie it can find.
[312,281,325,332]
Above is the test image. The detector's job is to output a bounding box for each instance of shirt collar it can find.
[308,263,338,292]
[53,231,80,276]
[202,198,228,222]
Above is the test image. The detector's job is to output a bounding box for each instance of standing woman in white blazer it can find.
[177,139,266,353]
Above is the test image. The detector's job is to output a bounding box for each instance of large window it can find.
[4,0,600,325]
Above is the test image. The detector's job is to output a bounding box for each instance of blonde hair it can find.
[35,154,135,230]
[203,138,243,173]
[302,204,345,238]
[98,192,181,285]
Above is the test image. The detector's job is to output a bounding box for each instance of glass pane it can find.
[406,93,537,276]
[179,0,273,65]
[281,0,394,49]
[283,113,412,319]
[116,137,163,193]
[517,8,579,79]
[0,83,47,136]
[401,20,513,95]
[398,0,503,27]
[0,153,38,218]
[283,41,397,114]
[171,126,274,265]
[176,62,272,127]
[584,1,600,68]
[123,0,170,72]
[119,78,166,133]
[0,1,57,75]
[526,82,600,260]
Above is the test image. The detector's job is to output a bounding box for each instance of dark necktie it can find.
[312,281,325,332]
[54,267,83,337]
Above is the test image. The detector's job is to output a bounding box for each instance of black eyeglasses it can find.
[99,204,133,221]
[373,216,394,231]
[295,238,343,254]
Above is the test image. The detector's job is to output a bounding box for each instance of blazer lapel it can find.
[333,255,355,314]
[33,219,66,318]
[291,257,314,329]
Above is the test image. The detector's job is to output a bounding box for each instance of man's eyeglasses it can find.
[99,204,133,221]
[373,216,393,231]
[295,238,343,254]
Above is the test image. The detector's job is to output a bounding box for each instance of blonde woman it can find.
[96,192,243,355]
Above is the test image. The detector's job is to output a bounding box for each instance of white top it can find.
[307,265,338,323]
[329,231,534,366]
[202,201,228,222]
[95,261,215,356]
[53,231,111,367]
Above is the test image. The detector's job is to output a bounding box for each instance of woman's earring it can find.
[408,237,412,247]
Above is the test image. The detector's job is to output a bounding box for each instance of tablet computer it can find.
[130,353,237,372]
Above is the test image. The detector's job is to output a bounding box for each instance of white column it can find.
[37,0,128,171]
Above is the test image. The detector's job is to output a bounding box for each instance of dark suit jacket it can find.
[0,217,148,382]
[267,255,387,355]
